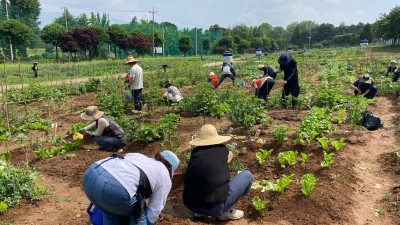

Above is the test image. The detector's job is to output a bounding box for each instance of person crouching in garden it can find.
[383,60,400,82]
[350,74,377,99]
[82,150,180,225]
[78,106,126,151]
[207,72,218,88]
[183,124,253,221]
[162,81,183,105]
[252,76,275,101]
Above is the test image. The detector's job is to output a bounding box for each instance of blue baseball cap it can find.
[160,150,180,178]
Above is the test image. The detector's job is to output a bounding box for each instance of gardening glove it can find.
[78,128,85,133]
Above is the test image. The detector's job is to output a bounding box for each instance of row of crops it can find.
[1,48,400,217]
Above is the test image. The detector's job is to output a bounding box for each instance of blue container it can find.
[87,202,103,225]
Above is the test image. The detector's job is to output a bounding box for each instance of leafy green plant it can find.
[178,83,218,115]
[210,103,231,118]
[301,153,313,167]
[0,201,8,214]
[331,108,347,125]
[301,173,318,196]
[395,151,400,158]
[272,125,290,144]
[320,151,335,168]
[252,196,268,213]
[276,174,295,193]
[331,138,345,151]
[278,151,298,168]
[251,180,276,192]
[317,136,330,150]
[296,107,331,145]
[256,149,273,165]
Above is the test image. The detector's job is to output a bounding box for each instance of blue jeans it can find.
[132,89,143,106]
[187,170,253,218]
[94,135,126,151]
[82,164,151,225]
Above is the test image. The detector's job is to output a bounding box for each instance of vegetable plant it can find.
[0,201,7,214]
[301,153,313,167]
[320,151,335,168]
[317,136,330,150]
[252,196,269,213]
[395,151,400,158]
[330,138,345,151]
[251,180,275,192]
[278,151,298,168]
[272,125,290,144]
[276,174,295,193]
[301,173,318,196]
[210,103,231,118]
[255,149,273,165]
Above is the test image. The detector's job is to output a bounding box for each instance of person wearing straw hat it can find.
[258,64,278,80]
[207,72,219,88]
[350,74,377,99]
[383,60,400,82]
[278,53,299,108]
[252,75,275,101]
[183,124,253,221]
[126,55,144,111]
[162,80,183,105]
[78,106,126,151]
[82,150,180,225]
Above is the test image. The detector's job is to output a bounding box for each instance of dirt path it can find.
[348,97,397,224]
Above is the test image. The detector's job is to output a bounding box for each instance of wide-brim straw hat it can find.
[278,53,292,66]
[125,55,139,64]
[189,124,231,146]
[360,74,372,84]
[80,106,104,120]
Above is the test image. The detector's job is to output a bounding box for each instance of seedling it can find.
[272,125,290,144]
[256,149,273,165]
[276,174,295,193]
[301,173,318,196]
[317,136,330,150]
[331,138,345,151]
[301,153,313,167]
[278,151,298,168]
[320,151,335,168]
[395,151,400,158]
[252,196,268,213]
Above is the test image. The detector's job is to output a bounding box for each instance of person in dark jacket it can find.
[216,62,237,88]
[252,76,275,101]
[82,150,180,225]
[383,60,399,82]
[258,64,278,80]
[78,106,126,151]
[183,124,253,221]
[278,53,300,108]
[350,74,377,99]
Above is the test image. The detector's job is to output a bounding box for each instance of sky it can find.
[39,0,398,29]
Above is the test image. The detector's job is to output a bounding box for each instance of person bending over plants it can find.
[382,60,400,82]
[350,74,377,99]
[216,62,237,88]
[278,53,300,108]
[207,72,219,88]
[258,64,278,80]
[252,75,275,101]
[78,106,126,151]
[183,124,253,221]
[82,150,179,225]
[163,80,183,105]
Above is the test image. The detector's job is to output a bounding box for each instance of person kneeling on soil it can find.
[183,124,253,221]
[82,150,180,225]
[78,106,126,151]
[252,76,275,101]
[162,81,183,105]
[350,74,377,99]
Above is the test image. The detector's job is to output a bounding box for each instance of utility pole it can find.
[195,27,198,56]
[5,0,14,61]
[62,7,68,32]
[149,6,157,57]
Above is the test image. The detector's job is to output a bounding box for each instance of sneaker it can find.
[217,208,244,221]
[193,213,206,219]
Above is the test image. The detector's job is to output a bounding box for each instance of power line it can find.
[41,0,148,13]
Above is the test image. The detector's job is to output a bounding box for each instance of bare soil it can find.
[1,92,400,225]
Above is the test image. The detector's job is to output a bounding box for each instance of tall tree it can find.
[72,28,100,59]
[40,23,66,59]
[359,23,373,41]
[0,19,33,58]
[178,35,192,56]
[106,24,128,58]
[202,37,211,55]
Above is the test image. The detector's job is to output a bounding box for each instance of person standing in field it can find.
[207,72,219,88]
[278,53,299,108]
[82,150,180,225]
[258,64,278,80]
[383,60,400,82]
[126,55,144,111]
[32,62,38,78]
[183,124,253,221]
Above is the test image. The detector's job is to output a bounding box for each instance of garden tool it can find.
[73,132,84,141]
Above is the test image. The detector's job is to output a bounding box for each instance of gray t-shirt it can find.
[129,64,143,90]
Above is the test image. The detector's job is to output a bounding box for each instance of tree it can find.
[59,32,78,57]
[359,23,373,42]
[54,9,77,31]
[106,24,128,58]
[202,37,211,54]
[132,34,152,56]
[0,19,33,58]
[72,28,100,59]
[76,13,89,28]
[41,23,66,59]
[213,35,234,53]
[237,39,250,54]
[178,35,192,56]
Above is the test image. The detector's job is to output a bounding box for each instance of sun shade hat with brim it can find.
[258,65,264,69]
[209,72,216,76]
[390,60,397,64]
[360,74,372,84]
[160,150,180,178]
[80,106,104,121]
[125,55,139,64]
[189,124,231,146]
[278,53,292,66]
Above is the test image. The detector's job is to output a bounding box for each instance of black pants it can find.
[282,82,300,107]
[256,80,275,101]
[216,74,235,87]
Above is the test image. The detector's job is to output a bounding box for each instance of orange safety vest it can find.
[209,75,218,87]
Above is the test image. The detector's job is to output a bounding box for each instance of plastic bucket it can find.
[87,202,103,225]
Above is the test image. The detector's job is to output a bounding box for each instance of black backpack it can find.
[361,112,383,130]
